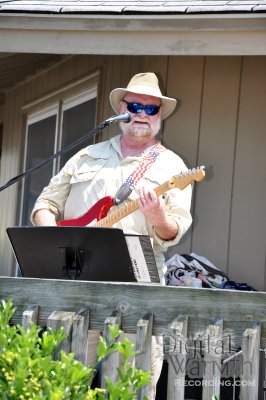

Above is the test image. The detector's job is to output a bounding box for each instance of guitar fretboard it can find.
[94,181,170,228]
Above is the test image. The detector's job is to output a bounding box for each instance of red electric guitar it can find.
[57,166,205,228]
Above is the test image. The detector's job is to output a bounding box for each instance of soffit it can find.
[0,53,62,105]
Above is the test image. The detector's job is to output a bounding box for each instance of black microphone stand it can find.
[0,113,130,193]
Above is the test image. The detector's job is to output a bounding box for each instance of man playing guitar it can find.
[31,72,193,398]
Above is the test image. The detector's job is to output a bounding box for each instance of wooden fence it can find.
[0,276,265,399]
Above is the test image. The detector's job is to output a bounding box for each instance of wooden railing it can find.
[0,276,265,399]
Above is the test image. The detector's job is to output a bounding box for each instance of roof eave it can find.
[0,12,266,56]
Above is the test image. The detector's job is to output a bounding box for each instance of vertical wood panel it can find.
[101,55,124,141]
[0,86,24,276]
[164,56,204,256]
[106,55,145,140]
[142,55,169,93]
[228,56,266,291]
[192,56,242,274]
[143,56,169,142]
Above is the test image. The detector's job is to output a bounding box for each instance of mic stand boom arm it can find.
[0,113,131,193]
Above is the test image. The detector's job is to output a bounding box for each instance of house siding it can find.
[0,54,265,290]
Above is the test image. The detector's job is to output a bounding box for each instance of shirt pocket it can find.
[143,168,175,206]
[69,159,107,184]
[144,168,168,186]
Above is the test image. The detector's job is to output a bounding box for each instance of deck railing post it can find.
[166,314,188,400]
[135,312,153,400]
[240,321,261,400]
[71,307,90,364]
[101,309,122,388]
[202,318,223,400]
[22,304,39,329]
[47,310,76,359]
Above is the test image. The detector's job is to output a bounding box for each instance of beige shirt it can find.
[31,135,192,283]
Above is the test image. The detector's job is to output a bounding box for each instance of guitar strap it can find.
[113,143,166,205]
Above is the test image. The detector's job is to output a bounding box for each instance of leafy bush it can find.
[0,300,150,399]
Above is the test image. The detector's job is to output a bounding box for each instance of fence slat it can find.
[101,310,122,388]
[47,310,75,359]
[166,314,188,400]
[240,321,261,400]
[22,304,39,329]
[135,312,153,400]
[202,318,223,400]
[71,307,90,364]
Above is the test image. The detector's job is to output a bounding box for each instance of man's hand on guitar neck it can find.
[137,187,178,241]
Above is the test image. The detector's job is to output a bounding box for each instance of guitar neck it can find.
[94,179,187,228]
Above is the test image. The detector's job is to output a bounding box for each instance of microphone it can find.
[105,112,131,124]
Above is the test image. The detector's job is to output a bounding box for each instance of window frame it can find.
[19,73,99,226]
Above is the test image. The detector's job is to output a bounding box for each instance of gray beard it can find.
[129,124,151,137]
[119,118,161,139]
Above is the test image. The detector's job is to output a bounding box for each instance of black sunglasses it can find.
[123,100,160,116]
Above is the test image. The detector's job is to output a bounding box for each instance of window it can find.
[21,87,97,225]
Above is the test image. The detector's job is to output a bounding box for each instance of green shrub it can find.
[0,300,150,399]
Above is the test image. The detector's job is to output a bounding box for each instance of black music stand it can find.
[6,226,137,282]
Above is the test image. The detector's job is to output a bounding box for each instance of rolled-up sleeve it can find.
[151,185,193,249]
[144,149,193,249]
[30,161,73,224]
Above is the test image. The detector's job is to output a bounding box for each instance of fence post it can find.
[135,312,153,400]
[240,322,261,400]
[101,309,122,388]
[22,304,39,329]
[71,307,90,364]
[202,318,223,400]
[47,310,75,359]
[166,314,188,400]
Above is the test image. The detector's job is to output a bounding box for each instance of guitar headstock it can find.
[169,166,205,189]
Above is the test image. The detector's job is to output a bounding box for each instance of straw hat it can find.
[109,72,178,120]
